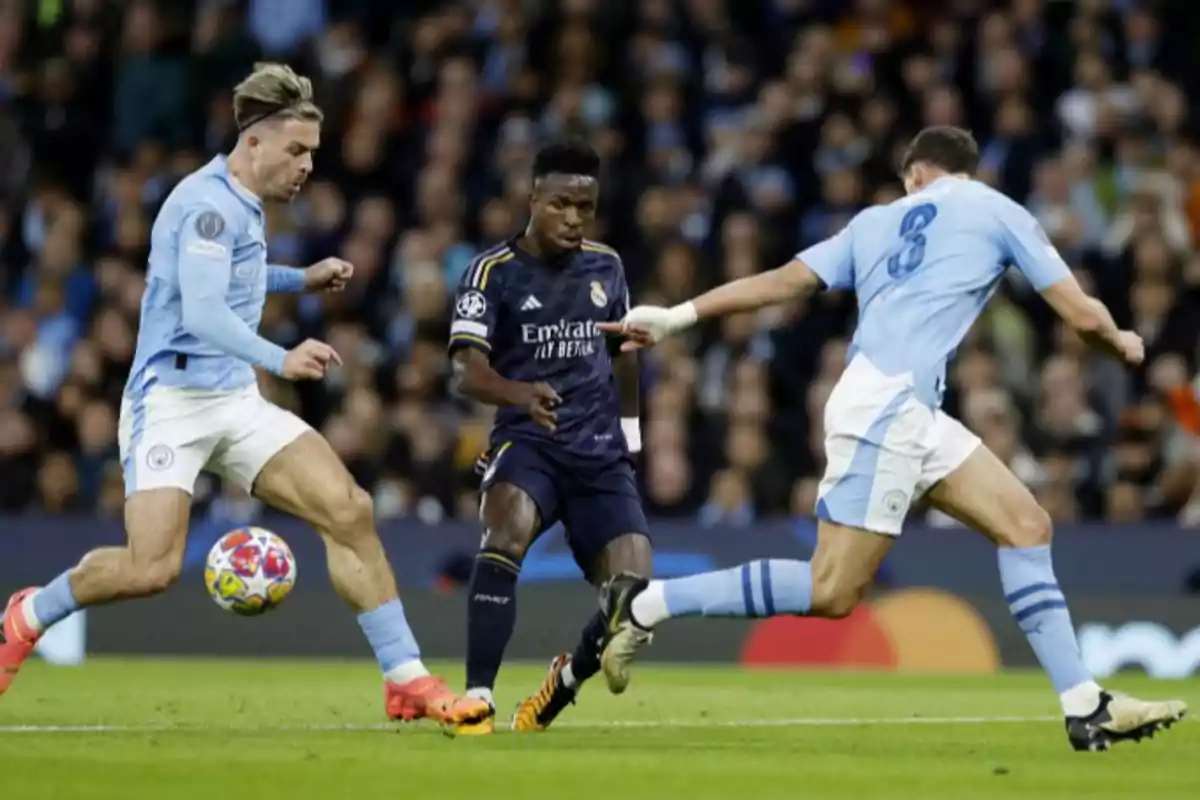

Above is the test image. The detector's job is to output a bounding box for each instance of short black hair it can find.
[532,139,601,180]
[900,126,979,176]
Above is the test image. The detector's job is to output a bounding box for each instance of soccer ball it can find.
[204,527,297,616]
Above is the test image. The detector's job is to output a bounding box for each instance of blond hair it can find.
[232,63,324,131]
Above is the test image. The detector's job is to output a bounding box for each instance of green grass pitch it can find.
[0,659,1196,799]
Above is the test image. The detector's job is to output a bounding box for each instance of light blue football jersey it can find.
[798,175,1070,407]
[125,157,298,397]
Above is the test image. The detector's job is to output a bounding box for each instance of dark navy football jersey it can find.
[449,238,631,463]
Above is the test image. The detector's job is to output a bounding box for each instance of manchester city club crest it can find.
[882,489,908,518]
[146,444,175,471]
[590,281,607,307]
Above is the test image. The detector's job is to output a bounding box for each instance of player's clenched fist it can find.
[304,258,354,292]
[1116,330,1145,367]
[519,381,561,431]
[283,338,342,380]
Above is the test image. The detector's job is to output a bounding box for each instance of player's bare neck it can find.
[917,169,968,192]
[225,145,265,201]
[517,232,568,266]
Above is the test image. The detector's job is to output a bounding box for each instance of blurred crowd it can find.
[2,0,1200,526]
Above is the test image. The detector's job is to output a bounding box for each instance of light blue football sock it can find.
[357,598,425,680]
[30,571,81,631]
[998,545,1093,695]
[634,560,812,627]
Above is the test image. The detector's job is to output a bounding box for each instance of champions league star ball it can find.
[204,527,297,616]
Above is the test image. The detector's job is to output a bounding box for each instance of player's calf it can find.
[1,488,190,698]
[22,489,188,629]
[599,522,886,693]
[993,543,1189,747]
[927,445,1188,748]
[455,483,540,732]
[252,432,457,721]
[511,609,608,732]
[601,562,817,693]
[808,522,890,618]
[562,610,606,689]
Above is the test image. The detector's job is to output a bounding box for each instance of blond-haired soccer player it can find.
[0,64,488,727]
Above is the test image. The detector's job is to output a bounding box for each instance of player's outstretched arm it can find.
[266,265,308,293]
[266,259,354,294]
[598,258,822,350]
[1040,277,1143,365]
[689,257,823,319]
[602,224,850,350]
[997,200,1143,367]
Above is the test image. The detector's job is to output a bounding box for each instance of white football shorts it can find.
[118,382,310,497]
[816,354,981,535]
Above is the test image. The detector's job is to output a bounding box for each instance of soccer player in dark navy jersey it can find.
[446,140,649,734]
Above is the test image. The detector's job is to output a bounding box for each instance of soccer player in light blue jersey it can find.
[0,63,485,727]
[597,126,1186,751]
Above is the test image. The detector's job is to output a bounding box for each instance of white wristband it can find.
[621,417,642,453]
[666,301,698,333]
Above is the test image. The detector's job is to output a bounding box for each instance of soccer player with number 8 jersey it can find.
[598,126,1186,752]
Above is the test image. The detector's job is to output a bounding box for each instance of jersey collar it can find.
[924,174,966,192]
[508,236,575,270]
[208,156,264,215]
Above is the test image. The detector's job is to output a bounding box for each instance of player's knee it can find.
[809,563,869,619]
[133,555,182,596]
[325,485,375,537]
[591,533,652,584]
[811,583,863,619]
[1003,504,1053,549]
[481,525,534,559]
[479,487,538,557]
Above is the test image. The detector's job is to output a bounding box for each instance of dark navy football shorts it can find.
[479,439,650,577]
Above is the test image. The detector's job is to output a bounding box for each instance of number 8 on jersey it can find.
[887,203,938,279]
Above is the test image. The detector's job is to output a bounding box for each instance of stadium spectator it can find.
[1,0,1200,527]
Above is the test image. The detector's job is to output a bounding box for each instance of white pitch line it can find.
[0,715,1058,734]
[560,715,1060,729]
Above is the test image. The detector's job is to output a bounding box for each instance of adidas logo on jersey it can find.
[520,295,543,311]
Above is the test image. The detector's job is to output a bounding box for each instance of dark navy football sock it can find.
[565,610,607,687]
[465,548,521,696]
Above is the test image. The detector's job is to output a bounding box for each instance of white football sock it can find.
[1060,680,1104,717]
[466,686,495,707]
[629,580,668,628]
[20,594,45,634]
[384,659,429,685]
[560,660,578,689]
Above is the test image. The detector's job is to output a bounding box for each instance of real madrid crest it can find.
[589,281,607,308]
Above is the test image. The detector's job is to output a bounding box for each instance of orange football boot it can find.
[447,694,495,736]
[385,674,490,725]
[512,654,577,732]
[0,588,41,697]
